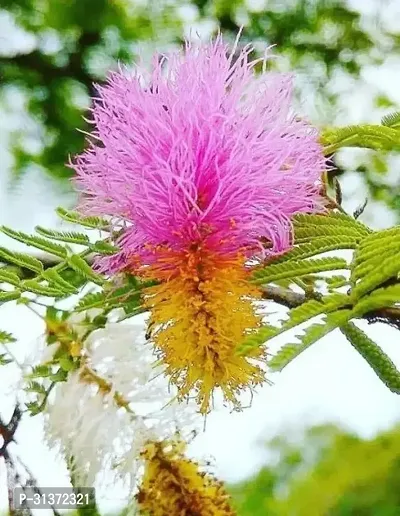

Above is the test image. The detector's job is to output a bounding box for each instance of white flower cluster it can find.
[44,318,200,489]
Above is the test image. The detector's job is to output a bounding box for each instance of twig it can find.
[261,284,400,328]
[260,285,305,308]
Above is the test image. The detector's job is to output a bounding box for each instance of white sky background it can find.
[1,0,400,513]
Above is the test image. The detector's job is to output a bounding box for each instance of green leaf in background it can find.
[230,423,400,516]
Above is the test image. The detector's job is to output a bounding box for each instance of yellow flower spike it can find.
[137,247,266,414]
[136,440,236,516]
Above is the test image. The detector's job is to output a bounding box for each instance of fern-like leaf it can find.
[0,268,21,287]
[76,283,143,312]
[326,275,349,289]
[353,285,400,317]
[351,254,400,300]
[35,227,90,245]
[0,330,16,343]
[355,228,400,263]
[25,381,47,395]
[20,280,64,298]
[28,364,52,378]
[42,269,79,294]
[294,212,371,233]
[381,111,400,128]
[89,240,119,255]
[341,322,400,394]
[271,237,358,264]
[67,255,105,285]
[0,353,13,365]
[251,257,348,285]
[321,124,400,153]
[0,227,67,258]
[0,290,21,304]
[269,309,353,372]
[76,291,106,311]
[237,293,349,355]
[353,239,400,274]
[56,208,110,230]
[294,225,367,242]
[0,247,43,273]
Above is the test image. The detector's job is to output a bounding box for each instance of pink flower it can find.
[72,36,326,272]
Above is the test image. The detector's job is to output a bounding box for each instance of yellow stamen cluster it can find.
[136,440,236,515]
[139,245,266,413]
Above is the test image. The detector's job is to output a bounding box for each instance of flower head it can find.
[136,439,235,516]
[44,322,199,488]
[74,37,324,264]
[72,35,326,413]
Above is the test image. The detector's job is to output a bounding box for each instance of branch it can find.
[260,285,305,308]
[1,405,62,516]
[0,405,21,457]
[261,284,400,329]
[2,251,400,330]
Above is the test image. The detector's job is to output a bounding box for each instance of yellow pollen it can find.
[140,246,266,414]
[136,440,236,516]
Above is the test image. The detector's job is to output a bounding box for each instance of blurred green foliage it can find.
[1,0,399,217]
[230,423,400,515]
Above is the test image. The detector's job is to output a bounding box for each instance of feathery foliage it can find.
[1,227,68,259]
[0,330,16,344]
[321,124,400,154]
[341,322,400,394]
[268,310,353,372]
[240,212,400,379]
[56,208,110,230]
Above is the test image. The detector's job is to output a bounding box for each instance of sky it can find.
[1,0,400,513]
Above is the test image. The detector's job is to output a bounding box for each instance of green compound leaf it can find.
[0,290,21,304]
[0,330,16,343]
[294,225,368,242]
[352,284,400,317]
[25,381,47,395]
[251,257,348,285]
[321,124,400,154]
[0,353,13,365]
[28,364,52,378]
[67,255,105,285]
[350,227,400,300]
[237,293,350,355]
[352,240,400,280]
[381,111,400,128]
[25,402,42,416]
[293,212,371,234]
[90,240,119,255]
[270,237,358,264]
[341,322,400,394]
[76,291,106,311]
[0,268,21,287]
[42,268,79,294]
[0,227,67,259]
[35,227,119,255]
[0,247,44,273]
[35,226,90,245]
[269,309,353,372]
[56,207,110,230]
[326,275,349,289]
[20,280,65,298]
[76,282,144,312]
